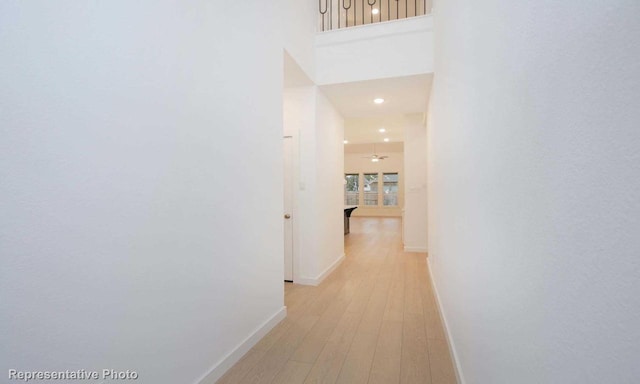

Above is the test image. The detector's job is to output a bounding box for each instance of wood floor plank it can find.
[400,253,432,384]
[219,218,456,384]
[271,361,313,384]
[216,347,270,384]
[305,264,382,383]
[428,339,457,384]
[382,260,406,323]
[424,309,446,341]
[291,282,359,363]
[302,341,348,384]
[304,285,373,383]
[356,276,391,335]
[368,320,403,384]
[239,314,320,384]
[252,317,296,351]
[334,331,378,384]
[400,313,432,384]
[334,250,393,384]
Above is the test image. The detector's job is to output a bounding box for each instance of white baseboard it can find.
[404,246,428,253]
[196,306,287,384]
[426,257,466,384]
[296,253,345,286]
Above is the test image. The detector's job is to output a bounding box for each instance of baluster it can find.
[354,0,357,27]
[321,0,427,29]
[343,0,352,28]
[353,0,358,25]
[367,0,376,23]
[330,0,333,29]
[319,0,328,31]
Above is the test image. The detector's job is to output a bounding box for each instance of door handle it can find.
[284,214,291,219]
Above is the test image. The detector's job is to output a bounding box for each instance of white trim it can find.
[404,246,428,253]
[196,306,287,384]
[316,14,433,46]
[296,253,345,286]
[427,257,466,384]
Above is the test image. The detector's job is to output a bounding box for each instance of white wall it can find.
[428,1,640,383]
[0,2,285,383]
[283,86,316,283]
[344,150,404,217]
[282,2,346,286]
[284,87,345,286]
[316,15,433,85]
[403,114,428,252]
[314,91,346,280]
[283,0,317,80]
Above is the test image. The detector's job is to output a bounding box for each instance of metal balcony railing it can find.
[319,0,431,31]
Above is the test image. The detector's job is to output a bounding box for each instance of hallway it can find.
[217,217,456,384]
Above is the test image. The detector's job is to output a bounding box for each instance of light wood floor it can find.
[217,217,457,384]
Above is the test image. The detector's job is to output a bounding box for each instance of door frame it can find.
[283,135,296,282]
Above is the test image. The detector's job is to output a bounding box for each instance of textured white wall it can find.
[0,2,285,383]
[315,15,433,85]
[315,90,346,277]
[283,0,317,80]
[403,114,428,251]
[428,1,640,383]
[284,86,317,282]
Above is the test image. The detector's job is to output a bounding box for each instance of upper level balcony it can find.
[315,0,433,85]
[318,0,433,31]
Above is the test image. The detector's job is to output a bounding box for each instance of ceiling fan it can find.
[362,144,388,162]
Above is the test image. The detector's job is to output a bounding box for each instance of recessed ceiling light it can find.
[384,138,390,142]
[372,8,379,15]
[343,140,349,144]
[373,98,384,104]
[378,128,386,133]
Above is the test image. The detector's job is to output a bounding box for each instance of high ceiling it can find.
[319,74,432,118]
[320,74,432,144]
[345,142,404,154]
[344,114,406,144]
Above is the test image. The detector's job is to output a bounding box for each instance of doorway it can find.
[283,136,294,282]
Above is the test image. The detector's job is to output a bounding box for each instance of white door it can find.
[283,136,294,282]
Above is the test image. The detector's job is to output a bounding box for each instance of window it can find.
[383,173,399,206]
[363,173,378,206]
[344,174,359,205]
[345,172,400,207]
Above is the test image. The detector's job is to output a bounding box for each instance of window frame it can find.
[382,172,399,207]
[344,173,360,206]
[344,172,400,207]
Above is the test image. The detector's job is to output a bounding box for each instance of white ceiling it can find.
[344,114,406,144]
[320,73,433,118]
[345,142,404,154]
[320,74,432,144]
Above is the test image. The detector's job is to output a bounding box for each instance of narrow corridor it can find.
[217,217,456,384]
